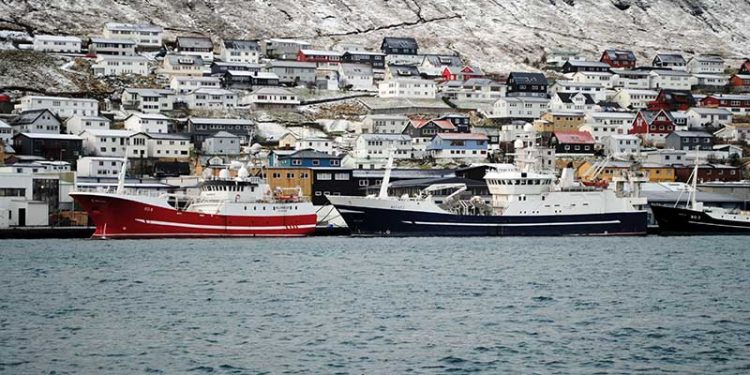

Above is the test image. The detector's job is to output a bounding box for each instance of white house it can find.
[185,88,238,109]
[202,131,241,155]
[339,63,374,91]
[219,39,260,64]
[686,56,725,74]
[169,76,221,95]
[692,74,730,88]
[175,36,214,62]
[489,96,550,119]
[80,129,135,157]
[121,88,175,113]
[17,95,98,118]
[242,87,300,109]
[91,55,150,76]
[579,120,628,144]
[612,88,658,110]
[0,172,55,227]
[549,92,598,114]
[686,107,732,130]
[583,111,635,143]
[144,133,191,159]
[102,22,163,49]
[361,114,410,134]
[378,78,437,99]
[0,120,12,146]
[76,156,125,177]
[353,134,413,159]
[714,123,750,143]
[64,115,111,135]
[497,122,537,144]
[8,109,61,134]
[88,37,136,56]
[550,81,607,102]
[572,71,615,88]
[603,134,641,159]
[266,61,317,85]
[426,133,489,161]
[454,78,507,102]
[649,70,694,90]
[295,137,336,155]
[32,35,82,53]
[124,113,170,133]
[611,70,650,89]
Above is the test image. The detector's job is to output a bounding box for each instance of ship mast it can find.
[690,154,699,211]
[378,149,395,199]
[116,151,128,195]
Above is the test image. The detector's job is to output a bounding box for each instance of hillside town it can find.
[1,23,750,230]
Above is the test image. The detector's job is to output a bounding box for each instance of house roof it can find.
[445,66,484,75]
[0,119,9,129]
[463,78,503,87]
[35,35,81,43]
[96,55,148,62]
[689,107,732,115]
[251,87,294,95]
[144,132,190,140]
[81,129,135,137]
[670,131,712,138]
[651,69,691,77]
[105,22,162,32]
[422,54,462,67]
[654,53,686,64]
[434,133,488,141]
[90,37,136,45]
[223,39,260,51]
[555,92,595,105]
[189,118,254,125]
[16,133,82,140]
[690,55,724,63]
[388,64,420,77]
[123,88,174,97]
[299,49,342,57]
[566,60,611,68]
[165,54,203,66]
[659,89,696,106]
[639,110,675,124]
[603,49,636,61]
[129,113,170,120]
[9,109,59,126]
[191,88,234,95]
[704,94,750,101]
[177,36,213,49]
[553,131,595,144]
[226,70,279,79]
[208,131,239,138]
[340,63,373,75]
[508,72,548,85]
[358,134,411,141]
[280,149,342,159]
[267,61,317,69]
[382,37,418,50]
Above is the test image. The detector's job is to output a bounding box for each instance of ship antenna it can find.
[378,148,395,199]
[690,151,700,210]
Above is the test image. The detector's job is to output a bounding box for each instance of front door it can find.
[18,208,26,227]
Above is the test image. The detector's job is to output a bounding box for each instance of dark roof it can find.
[556,92,595,105]
[388,64,420,77]
[382,37,418,50]
[640,110,675,124]
[597,101,623,109]
[223,39,260,51]
[653,53,686,64]
[279,149,342,159]
[669,131,712,138]
[508,72,548,85]
[176,36,213,49]
[603,49,636,61]
[659,89,696,106]
[9,109,60,126]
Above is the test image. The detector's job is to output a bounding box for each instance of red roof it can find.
[553,131,595,144]
[431,119,456,130]
[0,94,9,102]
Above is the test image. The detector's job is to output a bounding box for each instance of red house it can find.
[441,66,484,81]
[296,49,342,65]
[729,74,750,92]
[673,164,741,183]
[600,49,637,69]
[647,89,696,111]
[700,94,750,114]
[629,109,675,144]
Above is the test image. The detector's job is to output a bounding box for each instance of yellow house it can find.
[578,160,675,182]
[266,167,313,198]
[533,112,585,133]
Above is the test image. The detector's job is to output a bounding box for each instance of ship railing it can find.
[72,186,168,198]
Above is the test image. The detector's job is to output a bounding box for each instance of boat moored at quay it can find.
[70,162,317,239]
[327,147,650,237]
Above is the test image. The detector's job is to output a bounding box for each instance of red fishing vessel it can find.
[70,165,317,239]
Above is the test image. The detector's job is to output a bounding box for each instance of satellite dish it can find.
[514,139,525,149]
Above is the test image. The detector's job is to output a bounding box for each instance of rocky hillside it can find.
[1,0,748,71]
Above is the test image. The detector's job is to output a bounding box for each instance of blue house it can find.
[269,149,342,167]
[426,133,488,160]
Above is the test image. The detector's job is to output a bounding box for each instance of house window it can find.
[317,173,332,180]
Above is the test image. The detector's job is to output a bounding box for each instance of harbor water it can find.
[1,237,748,374]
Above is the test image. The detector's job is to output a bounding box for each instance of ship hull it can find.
[650,204,750,235]
[71,192,317,239]
[330,199,647,237]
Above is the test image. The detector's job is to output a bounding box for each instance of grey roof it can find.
[566,60,611,68]
[340,63,373,75]
[177,36,213,49]
[382,37,418,49]
[267,60,317,69]
[604,49,636,61]
[223,39,260,51]
[10,109,59,126]
[463,78,503,87]
[90,37,136,45]
[422,54,462,67]
[508,72,548,85]
[189,118,254,125]
[166,54,204,66]
[654,53,686,64]
[388,64,420,77]
[144,132,190,140]
[280,149,342,159]
[208,131,239,138]
[358,133,410,141]
[640,110,675,124]
[669,131,712,138]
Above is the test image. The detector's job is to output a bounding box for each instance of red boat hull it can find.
[71,192,317,239]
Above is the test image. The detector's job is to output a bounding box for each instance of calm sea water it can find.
[0,237,748,374]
